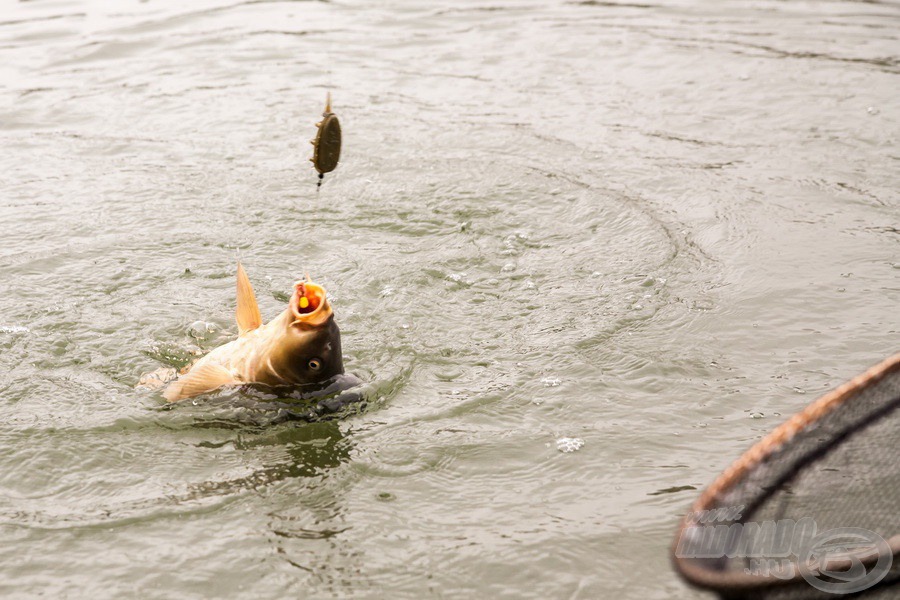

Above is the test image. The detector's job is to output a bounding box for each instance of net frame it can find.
[671,353,900,595]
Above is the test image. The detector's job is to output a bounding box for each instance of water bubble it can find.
[541,376,561,387]
[867,106,880,115]
[691,299,714,311]
[523,280,536,290]
[188,321,216,340]
[501,263,516,273]
[556,437,584,453]
[379,286,395,297]
[447,272,467,283]
[0,325,29,334]
[750,412,764,419]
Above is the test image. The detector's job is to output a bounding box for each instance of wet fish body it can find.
[163,263,344,402]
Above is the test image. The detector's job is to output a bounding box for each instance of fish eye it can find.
[308,358,322,371]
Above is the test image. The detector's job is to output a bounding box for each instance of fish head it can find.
[275,278,344,384]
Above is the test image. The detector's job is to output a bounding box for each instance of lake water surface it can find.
[0,0,898,597]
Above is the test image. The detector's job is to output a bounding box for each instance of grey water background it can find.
[0,0,897,597]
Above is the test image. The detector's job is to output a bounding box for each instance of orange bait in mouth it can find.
[295,282,322,315]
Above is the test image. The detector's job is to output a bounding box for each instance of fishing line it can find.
[309,2,342,192]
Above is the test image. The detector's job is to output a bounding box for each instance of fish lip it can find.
[289,279,332,326]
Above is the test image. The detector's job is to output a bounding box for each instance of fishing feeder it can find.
[310,92,341,189]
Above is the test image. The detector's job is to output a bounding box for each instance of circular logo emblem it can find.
[798,527,893,594]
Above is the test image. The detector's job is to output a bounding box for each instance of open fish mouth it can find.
[290,278,332,325]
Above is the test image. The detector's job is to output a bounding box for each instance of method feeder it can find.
[310,92,342,189]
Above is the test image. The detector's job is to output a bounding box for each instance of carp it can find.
[163,263,345,402]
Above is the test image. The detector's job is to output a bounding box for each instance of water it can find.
[1,1,897,597]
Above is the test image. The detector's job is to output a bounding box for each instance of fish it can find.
[163,263,345,402]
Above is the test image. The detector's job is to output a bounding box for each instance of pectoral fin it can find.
[236,262,262,335]
[163,363,240,402]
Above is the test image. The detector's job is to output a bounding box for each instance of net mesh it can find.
[672,355,900,599]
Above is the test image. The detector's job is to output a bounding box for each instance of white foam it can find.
[540,376,561,387]
[556,438,585,453]
[0,325,29,334]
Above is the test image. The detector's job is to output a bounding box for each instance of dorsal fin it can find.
[235,262,262,335]
[163,363,239,402]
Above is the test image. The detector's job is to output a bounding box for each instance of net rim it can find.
[671,353,900,591]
